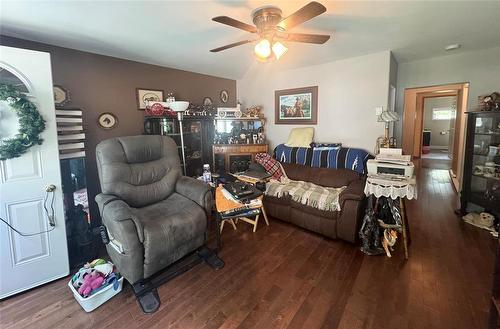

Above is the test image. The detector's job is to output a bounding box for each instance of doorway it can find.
[421,95,457,164]
[401,83,469,191]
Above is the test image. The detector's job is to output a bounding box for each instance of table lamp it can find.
[377,110,399,148]
[169,101,189,175]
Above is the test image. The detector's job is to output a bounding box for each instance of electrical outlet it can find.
[375,106,384,116]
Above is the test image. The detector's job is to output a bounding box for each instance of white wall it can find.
[237,51,392,152]
[395,46,500,140]
[423,96,456,148]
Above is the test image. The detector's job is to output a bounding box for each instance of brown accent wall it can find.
[0,35,236,222]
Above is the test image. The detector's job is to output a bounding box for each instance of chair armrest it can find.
[339,179,366,206]
[95,193,144,243]
[175,176,213,214]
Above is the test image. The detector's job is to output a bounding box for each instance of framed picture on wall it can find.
[136,88,164,110]
[275,86,318,124]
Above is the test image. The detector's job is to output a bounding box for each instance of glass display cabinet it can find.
[212,117,268,173]
[144,116,214,177]
[461,111,500,214]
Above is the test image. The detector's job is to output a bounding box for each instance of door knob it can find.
[45,184,56,192]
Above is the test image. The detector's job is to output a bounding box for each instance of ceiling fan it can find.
[210,1,330,61]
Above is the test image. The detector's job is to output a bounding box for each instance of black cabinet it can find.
[461,111,500,214]
[144,116,214,177]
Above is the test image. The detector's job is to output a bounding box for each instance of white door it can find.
[0,46,69,299]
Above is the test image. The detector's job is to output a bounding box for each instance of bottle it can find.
[202,164,212,183]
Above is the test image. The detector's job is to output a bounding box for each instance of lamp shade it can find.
[378,110,399,123]
[169,101,189,112]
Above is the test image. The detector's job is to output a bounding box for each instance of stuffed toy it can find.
[94,262,114,276]
[78,270,104,297]
[71,267,93,289]
[382,229,398,258]
[462,212,496,230]
[89,258,107,267]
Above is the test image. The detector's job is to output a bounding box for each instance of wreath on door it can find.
[0,83,46,160]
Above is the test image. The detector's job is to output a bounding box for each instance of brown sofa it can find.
[263,163,367,243]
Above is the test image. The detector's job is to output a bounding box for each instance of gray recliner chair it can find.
[95,135,221,313]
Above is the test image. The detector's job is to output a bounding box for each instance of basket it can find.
[68,276,123,312]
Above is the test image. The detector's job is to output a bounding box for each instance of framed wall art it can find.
[53,85,70,107]
[98,112,118,129]
[220,90,229,103]
[275,86,318,124]
[136,88,164,110]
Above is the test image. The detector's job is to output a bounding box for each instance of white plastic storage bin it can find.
[68,276,124,312]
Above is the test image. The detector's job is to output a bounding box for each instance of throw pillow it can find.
[285,127,314,148]
[255,153,288,181]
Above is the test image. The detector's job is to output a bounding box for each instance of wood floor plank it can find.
[0,159,495,329]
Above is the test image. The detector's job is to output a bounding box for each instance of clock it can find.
[53,85,70,107]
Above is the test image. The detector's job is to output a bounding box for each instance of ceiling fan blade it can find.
[277,1,327,31]
[210,40,256,52]
[212,16,257,33]
[281,33,330,44]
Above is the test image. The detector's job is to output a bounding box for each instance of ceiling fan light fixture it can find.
[272,41,288,60]
[254,39,272,59]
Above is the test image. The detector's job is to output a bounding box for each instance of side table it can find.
[214,186,267,250]
[364,175,417,259]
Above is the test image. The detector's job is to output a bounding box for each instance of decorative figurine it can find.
[359,195,384,255]
[481,92,500,111]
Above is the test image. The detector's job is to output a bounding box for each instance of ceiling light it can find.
[445,44,461,51]
[272,41,288,60]
[254,39,271,59]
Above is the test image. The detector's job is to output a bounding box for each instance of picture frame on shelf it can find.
[136,88,164,110]
[275,86,318,125]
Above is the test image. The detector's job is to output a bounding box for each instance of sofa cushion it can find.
[132,193,206,278]
[264,194,290,206]
[281,163,360,188]
[289,199,337,219]
[285,127,314,147]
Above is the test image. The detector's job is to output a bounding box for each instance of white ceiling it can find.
[1,1,500,80]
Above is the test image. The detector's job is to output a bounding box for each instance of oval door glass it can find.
[0,67,30,140]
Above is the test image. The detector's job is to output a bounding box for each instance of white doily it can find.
[364,176,417,200]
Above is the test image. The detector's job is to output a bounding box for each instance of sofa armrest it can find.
[95,193,144,243]
[336,179,367,243]
[175,176,213,214]
[339,179,366,206]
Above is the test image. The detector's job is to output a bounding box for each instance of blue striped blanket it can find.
[273,143,373,175]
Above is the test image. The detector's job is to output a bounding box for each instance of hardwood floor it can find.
[0,160,496,329]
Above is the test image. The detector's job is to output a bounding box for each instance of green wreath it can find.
[0,83,46,160]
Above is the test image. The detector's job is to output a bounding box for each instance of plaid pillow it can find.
[255,153,286,181]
